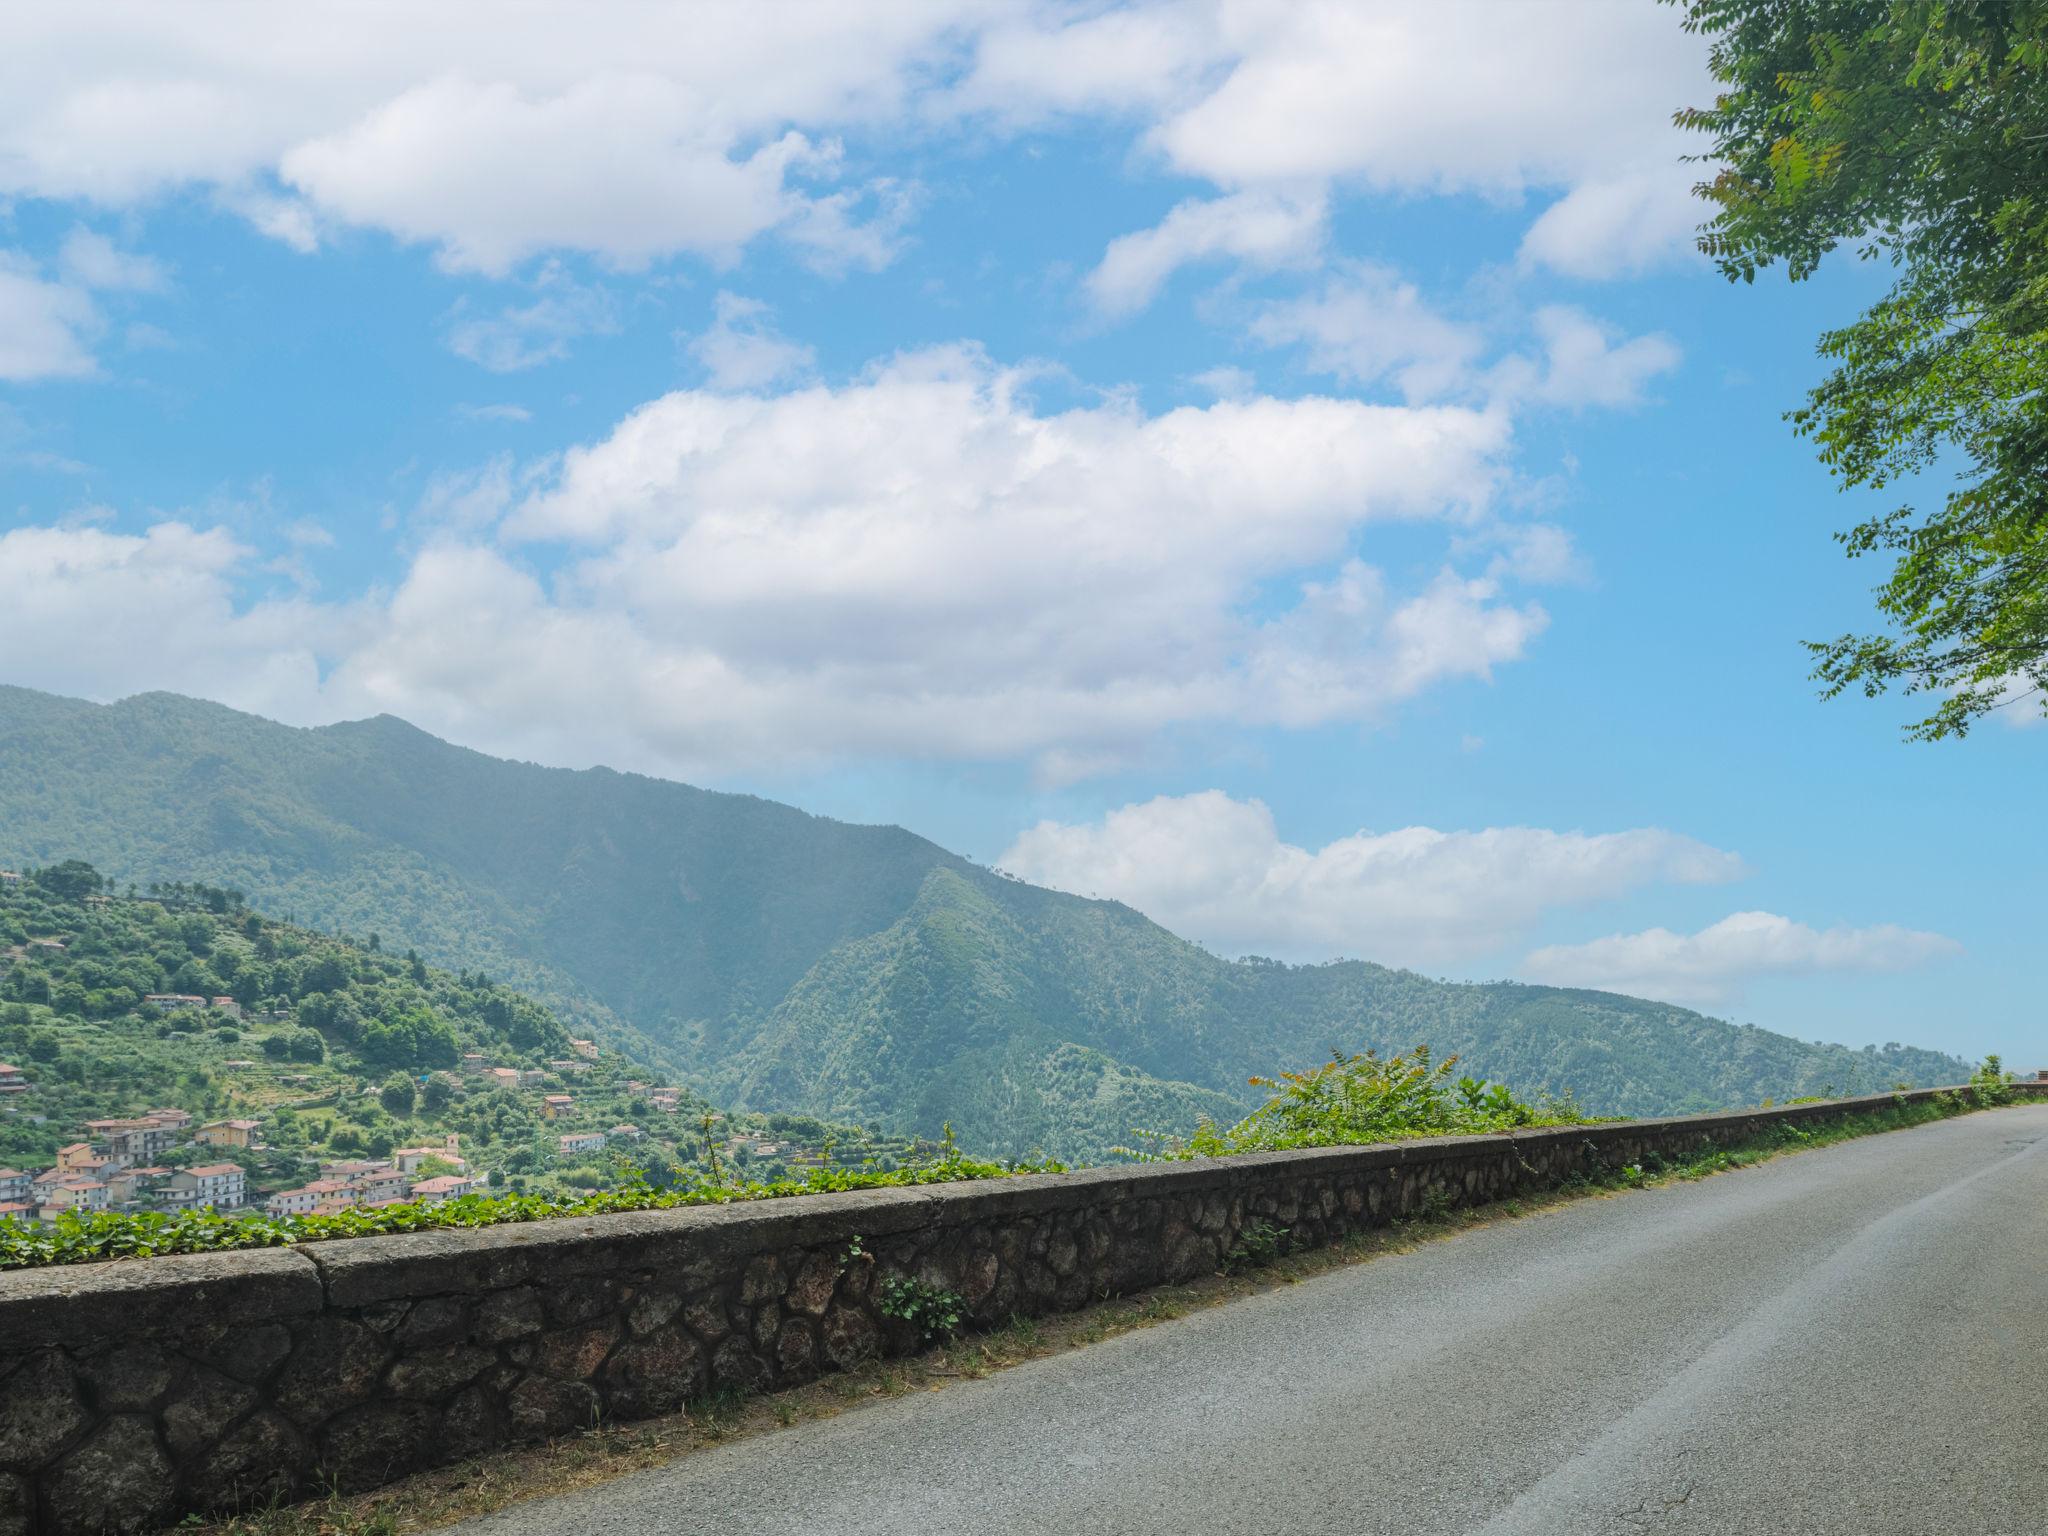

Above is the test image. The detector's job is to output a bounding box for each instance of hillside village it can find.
[0,862,915,1227]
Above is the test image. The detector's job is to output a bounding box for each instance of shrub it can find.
[1126,1046,1586,1160]
[878,1275,965,1340]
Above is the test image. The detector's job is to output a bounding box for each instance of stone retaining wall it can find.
[0,1084,2035,1535]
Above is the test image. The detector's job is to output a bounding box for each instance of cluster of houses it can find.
[261,1137,476,1217]
[0,1107,260,1223]
[142,993,244,1017]
[0,1018,795,1225]
[556,1123,644,1157]
[622,1079,685,1114]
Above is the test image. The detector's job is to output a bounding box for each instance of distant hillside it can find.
[0,863,898,1195]
[0,686,1972,1159]
[0,860,692,1184]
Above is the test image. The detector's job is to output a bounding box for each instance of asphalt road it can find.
[454,1105,2048,1536]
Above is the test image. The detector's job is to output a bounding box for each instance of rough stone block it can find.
[179,1320,294,1384]
[320,1401,438,1489]
[820,1304,879,1371]
[393,1295,470,1351]
[533,1324,617,1382]
[474,1286,545,1342]
[186,1409,308,1510]
[0,1352,87,1471]
[41,1415,172,1536]
[0,1249,320,1351]
[384,1344,495,1401]
[77,1342,177,1412]
[507,1375,599,1440]
[603,1332,705,1417]
[160,1366,260,1460]
[273,1318,387,1427]
[710,1336,769,1393]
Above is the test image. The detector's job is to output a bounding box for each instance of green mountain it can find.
[0,686,1971,1158]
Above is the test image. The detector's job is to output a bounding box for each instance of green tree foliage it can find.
[0,868,613,1169]
[1677,0,2048,736]
[30,860,104,903]
[358,1007,459,1071]
[379,1073,417,1114]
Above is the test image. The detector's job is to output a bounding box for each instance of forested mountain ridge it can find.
[0,686,1972,1158]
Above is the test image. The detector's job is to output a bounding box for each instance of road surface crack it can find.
[1613,1480,1695,1532]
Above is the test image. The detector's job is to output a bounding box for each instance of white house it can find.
[166,1164,246,1210]
[265,1186,327,1218]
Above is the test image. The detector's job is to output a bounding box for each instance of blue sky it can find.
[1,2,2038,1067]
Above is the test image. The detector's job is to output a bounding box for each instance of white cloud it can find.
[280,79,822,277]
[0,522,345,715]
[0,255,98,380]
[0,3,1713,300]
[1524,911,1963,1009]
[1985,675,2047,731]
[1086,188,1325,316]
[444,261,617,372]
[685,292,816,392]
[1132,3,1705,197]
[1492,306,1682,410]
[1250,263,1483,402]
[1187,365,1255,401]
[456,402,534,424]
[57,227,167,292]
[1518,167,1704,279]
[999,791,1745,965]
[413,457,529,533]
[960,0,1711,308]
[0,4,979,274]
[947,5,1216,124]
[0,344,1570,780]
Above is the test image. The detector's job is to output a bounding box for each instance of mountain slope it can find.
[0,686,1972,1158]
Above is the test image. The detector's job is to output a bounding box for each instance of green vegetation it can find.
[877,1274,967,1341]
[0,864,905,1201]
[0,864,646,1179]
[1678,0,2048,737]
[1126,1046,1588,1159]
[0,1138,1051,1271]
[0,687,1974,1161]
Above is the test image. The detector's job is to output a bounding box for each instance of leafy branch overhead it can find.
[1677,0,2048,737]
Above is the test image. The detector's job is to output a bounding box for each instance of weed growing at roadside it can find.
[878,1275,965,1340]
[1222,1219,1290,1273]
